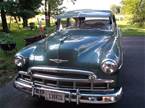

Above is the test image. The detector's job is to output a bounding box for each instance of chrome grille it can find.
[18,66,114,90]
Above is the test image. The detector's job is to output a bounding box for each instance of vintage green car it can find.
[14,9,123,104]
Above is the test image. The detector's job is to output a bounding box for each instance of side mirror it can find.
[55,21,57,26]
[55,21,59,31]
[55,20,62,31]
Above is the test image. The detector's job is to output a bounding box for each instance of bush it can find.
[0,33,16,51]
[0,33,15,44]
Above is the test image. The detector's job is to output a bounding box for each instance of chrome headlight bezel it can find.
[14,55,26,67]
[101,59,118,74]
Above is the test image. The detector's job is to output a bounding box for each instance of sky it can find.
[63,0,122,11]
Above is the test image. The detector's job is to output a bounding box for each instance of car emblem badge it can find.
[88,74,97,81]
[49,59,69,64]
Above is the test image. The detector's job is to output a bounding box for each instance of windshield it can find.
[57,17,112,31]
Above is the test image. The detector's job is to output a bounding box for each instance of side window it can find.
[60,18,68,29]
[57,18,77,30]
[69,18,76,28]
[56,19,60,30]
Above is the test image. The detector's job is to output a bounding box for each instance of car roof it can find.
[56,9,113,19]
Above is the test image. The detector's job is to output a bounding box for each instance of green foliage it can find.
[0,0,15,33]
[117,20,145,36]
[0,0,43,28]
[48,0,64,16]
[49,0,76,16]
[0,33,15,44]
[17,0,42,19]
[121,0,145,26]
[0,0,18,14]
[0,25,40,86]
[18,10,36,19]
[121,0,137,14]
[110,4,121,14]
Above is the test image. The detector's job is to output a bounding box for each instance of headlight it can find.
[14,56,26,67]
[101,59,118,74]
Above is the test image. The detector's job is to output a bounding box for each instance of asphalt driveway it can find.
[0,36,144,108]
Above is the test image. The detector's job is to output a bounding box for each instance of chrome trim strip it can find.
[19,71,28,76]
[18,71,114,83]
[49,59,69,64]
[118,51,123,69]
[28,66,95,76]
[33,73,89,82]
[101,59,118,66]
[18,78,113,91]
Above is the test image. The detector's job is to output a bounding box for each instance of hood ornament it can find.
[49,59,69,64]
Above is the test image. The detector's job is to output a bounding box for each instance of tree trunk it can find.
[45,0,49,28]
[48,2,51,27]
[22,18,28,28]
[1,9,9,33]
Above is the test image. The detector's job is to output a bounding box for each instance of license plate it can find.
[44,90,65,103]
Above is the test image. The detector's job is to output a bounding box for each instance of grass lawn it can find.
[117,21,145,36]
[0,22,56,86]
[0,29,40,86]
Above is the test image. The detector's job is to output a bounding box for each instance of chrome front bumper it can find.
[14,79,123,104]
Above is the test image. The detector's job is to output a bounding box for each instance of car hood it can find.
[27,29,114,70]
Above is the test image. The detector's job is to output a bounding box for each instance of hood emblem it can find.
[49,59,69,64]
[88,74,97,81]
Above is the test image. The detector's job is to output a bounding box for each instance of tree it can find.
[45,0,76,27]
[0,0,10,33]
[110,4,121,14]
[44,0,65,27]
[121,0,145,26]
[17,0,42,28]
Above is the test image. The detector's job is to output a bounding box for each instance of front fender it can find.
[100,36,121,68]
